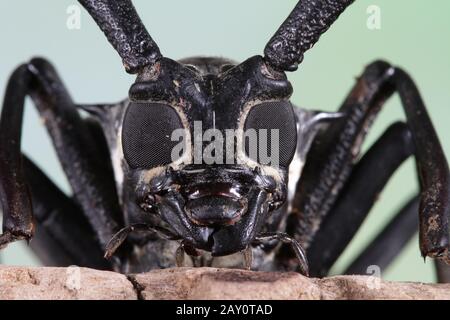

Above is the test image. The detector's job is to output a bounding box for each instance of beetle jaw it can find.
[130,165,286,256]
[155,187,271,256]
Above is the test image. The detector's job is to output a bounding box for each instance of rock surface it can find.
[0,265,449,300]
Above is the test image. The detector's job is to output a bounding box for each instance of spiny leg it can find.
[287,60,450,273]
[306,122,415,276]
[0,58,123,258]
[344,196,419,276]
[23,156,110,269]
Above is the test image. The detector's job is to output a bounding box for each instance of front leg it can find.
[305,122,416,276]
[290,60,450,266]
[0,65,35,246]
[0,58,123,253]
[385,67,450,263]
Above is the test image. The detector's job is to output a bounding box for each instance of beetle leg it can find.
[289,61,450,274]
[346,196,450,284]
[23,156,110,269]
[435,260,450,283]
[304,122,414,276]
[344,196,419,276]
[0,66,35,247]
[0,58,123,253]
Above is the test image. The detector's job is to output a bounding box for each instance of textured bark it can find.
[0,265,135,300]
[0,266,449,300]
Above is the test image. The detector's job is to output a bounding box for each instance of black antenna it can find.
[79,0,162,74]
[264,0,354,72]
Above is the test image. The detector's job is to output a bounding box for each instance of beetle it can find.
[0,0,449,281]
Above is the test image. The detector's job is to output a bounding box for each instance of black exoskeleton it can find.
[1,0,449,281]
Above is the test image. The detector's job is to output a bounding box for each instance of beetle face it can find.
[120,55,296,256]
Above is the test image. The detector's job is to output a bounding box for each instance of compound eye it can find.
[122,102,185,169]
[243,101,297,168]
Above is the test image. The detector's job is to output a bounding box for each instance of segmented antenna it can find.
[264,0,355,71]
[79,0,162,74]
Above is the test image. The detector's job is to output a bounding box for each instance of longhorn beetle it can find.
[0,0,449,280]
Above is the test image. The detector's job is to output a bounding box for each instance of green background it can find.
[1,0,449,282]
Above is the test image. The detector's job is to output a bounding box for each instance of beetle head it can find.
[78,0,354,261]
[120,56,297,255]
